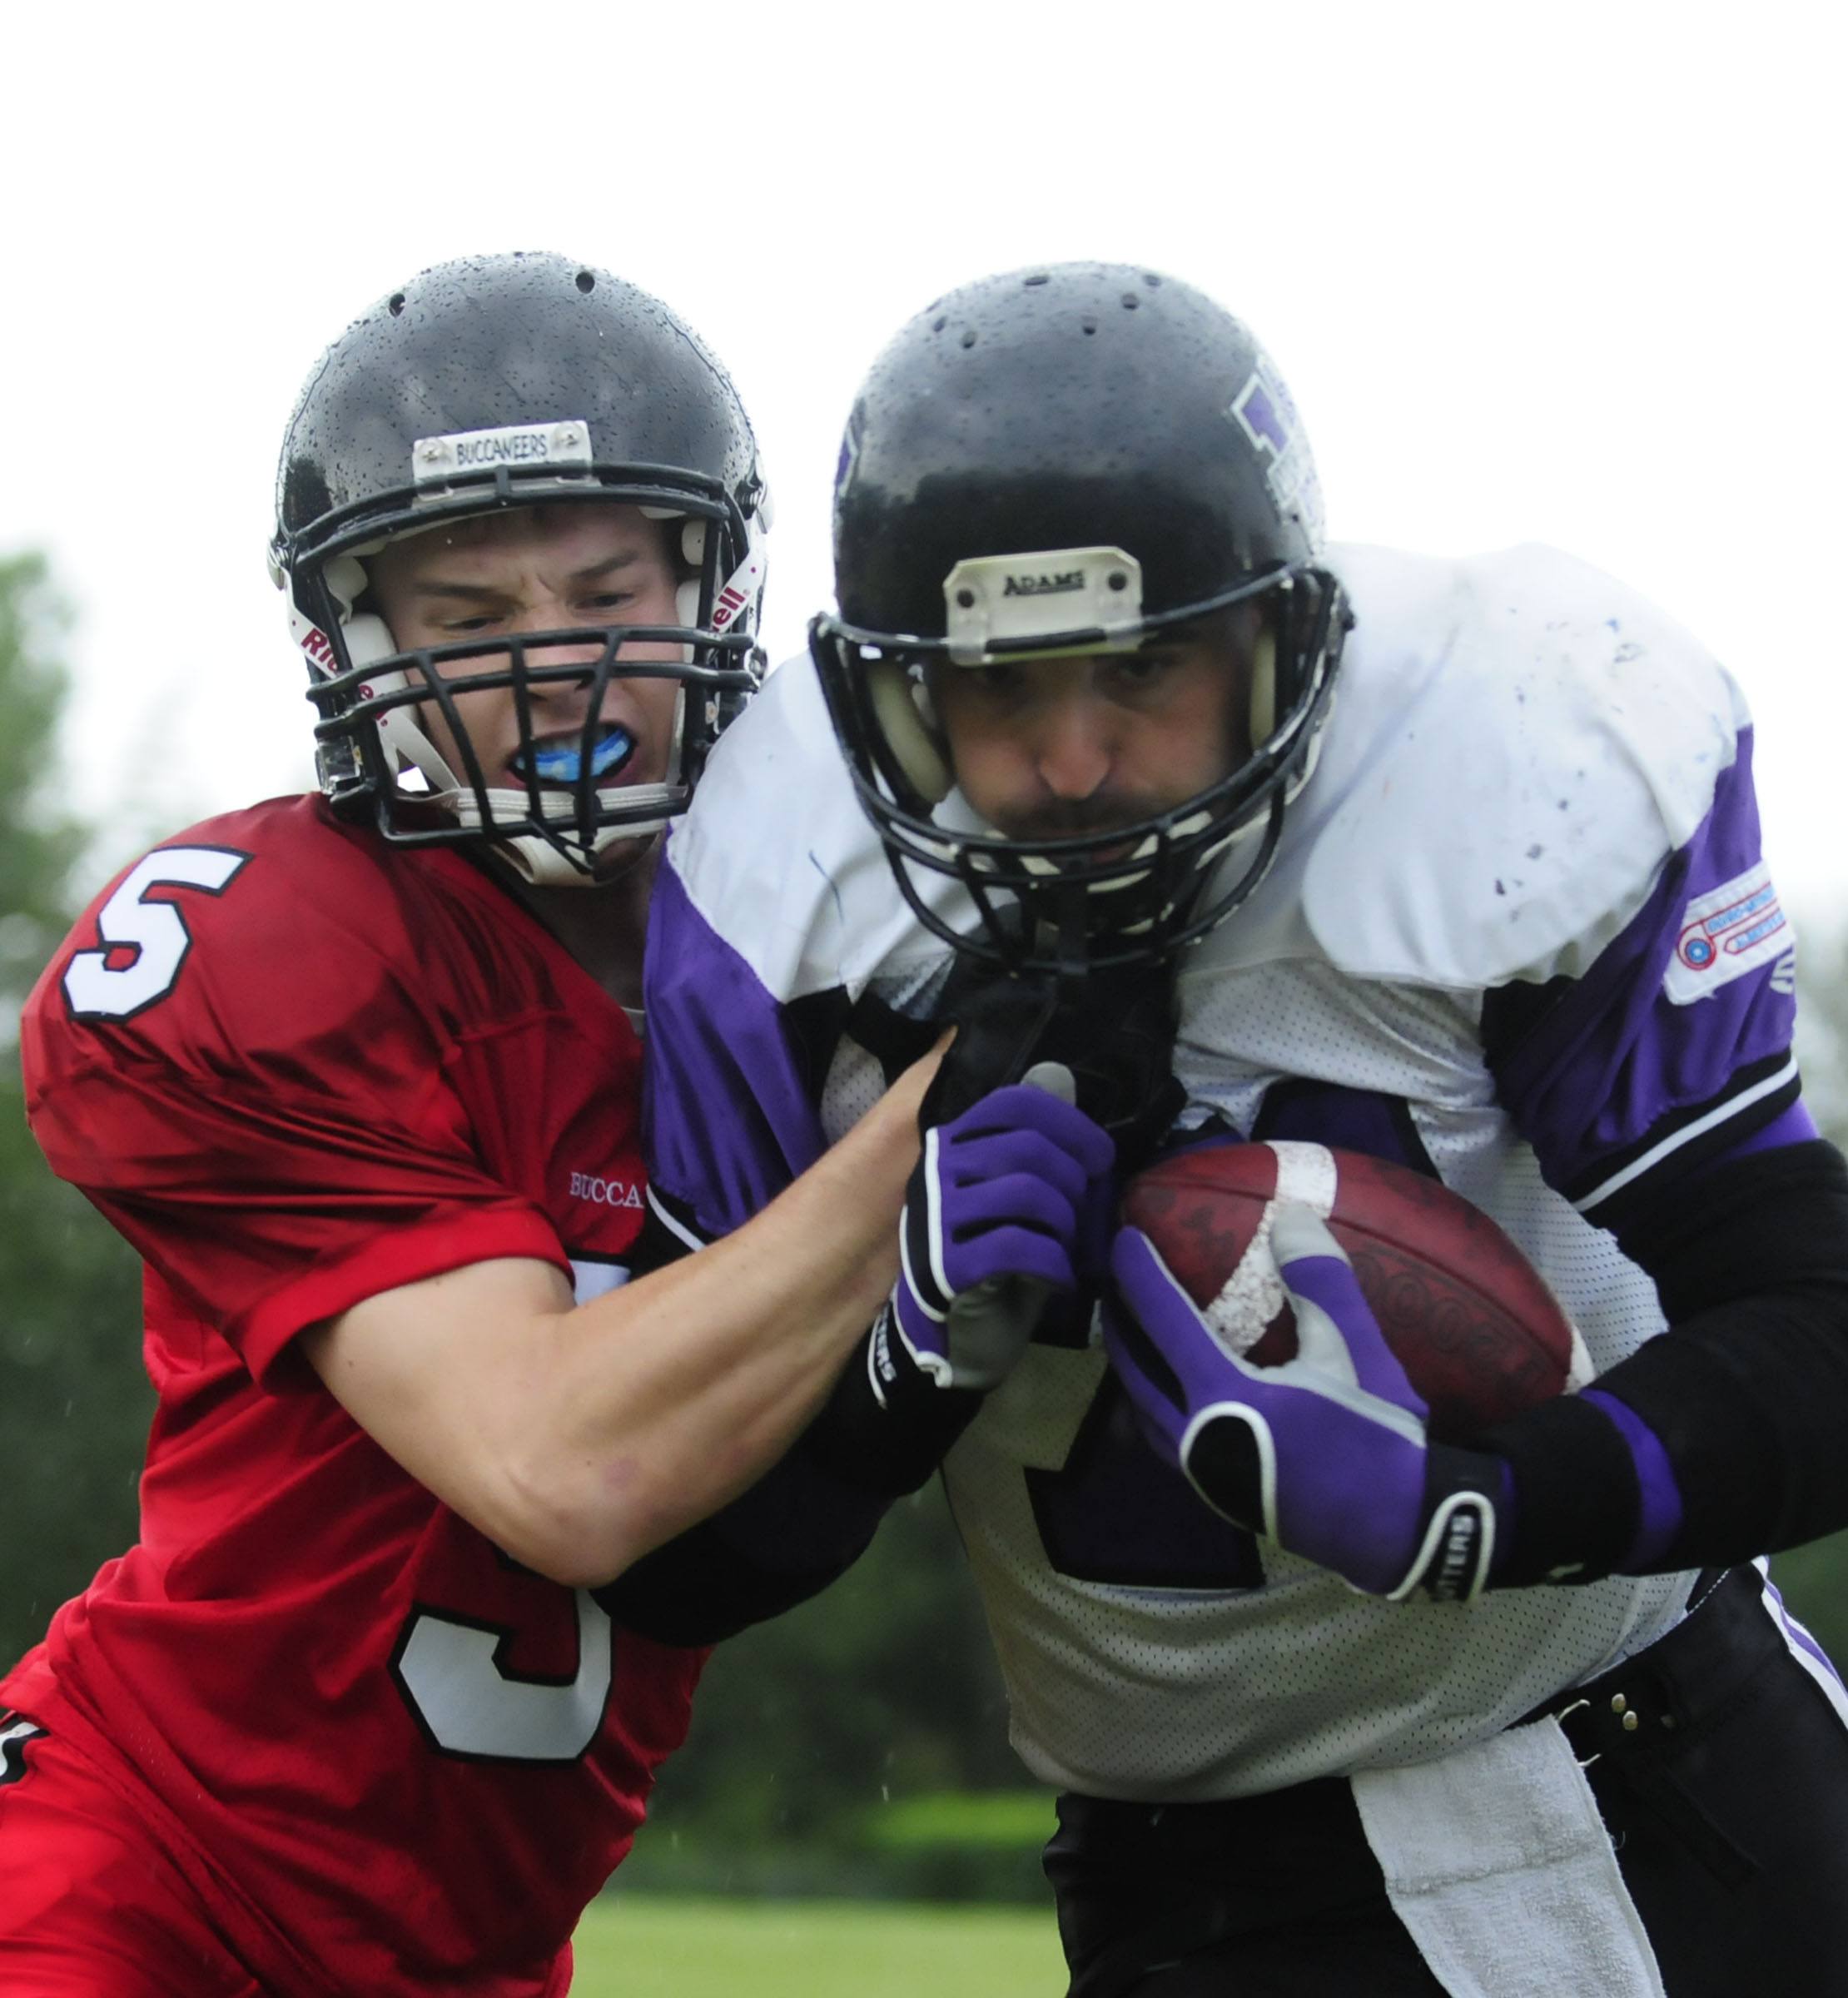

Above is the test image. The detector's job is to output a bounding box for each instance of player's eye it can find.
[1110,649,1177,688]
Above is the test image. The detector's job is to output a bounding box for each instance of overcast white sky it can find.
[4,3,1843,921]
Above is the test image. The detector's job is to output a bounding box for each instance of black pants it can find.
[1044,1568,1848,1996]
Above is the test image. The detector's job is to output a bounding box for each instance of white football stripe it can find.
[1204,1141,1339,1358]
[1760,1562,1848,1731]
[1572,1053,1798,1214]
[911,1127,951,1324]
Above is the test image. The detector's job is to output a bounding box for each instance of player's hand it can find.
[1105,1204,1506,1601]
[891,1076,1115,1392]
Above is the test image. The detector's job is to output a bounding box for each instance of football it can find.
[1119,1141,1589,1439]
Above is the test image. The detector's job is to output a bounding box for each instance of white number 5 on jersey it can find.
[62,847,250,1020]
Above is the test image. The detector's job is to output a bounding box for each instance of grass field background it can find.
[572,1895,1066,1996]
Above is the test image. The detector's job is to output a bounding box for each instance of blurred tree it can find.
[1769,941,1848,1666]
[0,551,150,1674]
[1794,931,1848,1148]
[626,1480,1045,1901]
[0,554,88,1008]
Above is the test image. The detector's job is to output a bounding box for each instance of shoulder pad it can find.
[666,654,966,1003]
[1290,544,1747,988]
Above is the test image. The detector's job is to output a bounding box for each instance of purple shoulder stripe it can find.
[1487,728,1800,1221]
[642,859,826,1240]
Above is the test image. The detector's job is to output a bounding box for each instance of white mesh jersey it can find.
[648,540,1800,1799]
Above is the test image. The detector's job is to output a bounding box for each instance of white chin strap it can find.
[431,770,681,886]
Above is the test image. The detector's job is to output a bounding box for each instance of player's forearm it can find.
[510,1055,935,1581]
[308,1051,936,1587]
[1482,1139,1848,1585]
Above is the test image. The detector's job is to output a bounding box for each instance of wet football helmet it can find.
[270,251,768,886]
[810,262,1349,974]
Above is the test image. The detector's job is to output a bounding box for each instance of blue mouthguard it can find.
[515,726,635,786]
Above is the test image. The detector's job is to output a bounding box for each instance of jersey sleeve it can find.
[1284,546,1806,1230]
[642,854,828,1245]
[1483,723,1806,1233]
[641,656,932,1244]
[21,826,568,1383]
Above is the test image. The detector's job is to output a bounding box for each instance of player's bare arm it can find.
[303,1044,942,1585]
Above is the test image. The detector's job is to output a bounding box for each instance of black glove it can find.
[920,958,1185,1179]
[807,959,1180,1494]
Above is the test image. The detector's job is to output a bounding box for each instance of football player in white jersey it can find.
[642,265,1848,1996]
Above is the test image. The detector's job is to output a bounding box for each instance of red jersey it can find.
[3,796,704,1997]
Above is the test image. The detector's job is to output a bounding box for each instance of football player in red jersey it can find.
[0,252,1112,1997]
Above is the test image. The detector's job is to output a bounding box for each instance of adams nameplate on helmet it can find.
[944,546,1145,664]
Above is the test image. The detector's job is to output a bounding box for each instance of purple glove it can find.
[1105,1203,1506,1602]
[891,1077,1115,1393]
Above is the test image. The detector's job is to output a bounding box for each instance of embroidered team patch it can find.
[1664,860,1792,1005]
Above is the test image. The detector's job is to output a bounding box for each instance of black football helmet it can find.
[810,262,1349,975]
[270,251,768,885]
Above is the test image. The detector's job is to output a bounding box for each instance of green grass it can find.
[572,1893,1066,1996]
[860,1788,1058,1852]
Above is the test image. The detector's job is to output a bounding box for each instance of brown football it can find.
[1120,1141,1585,1440]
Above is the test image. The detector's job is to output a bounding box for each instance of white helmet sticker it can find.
[412,420,594,485]
[1229,360,1325,549]
[942,546,1145,665]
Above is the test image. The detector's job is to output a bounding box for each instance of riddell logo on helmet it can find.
[1002,570,1086,598]
[300,626,337,673]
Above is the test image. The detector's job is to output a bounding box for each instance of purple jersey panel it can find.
[1579,1387,1685,1568]
[1253,1080,1436,1177]
[1488,728,1800,1219]
[643,857,824,1241]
